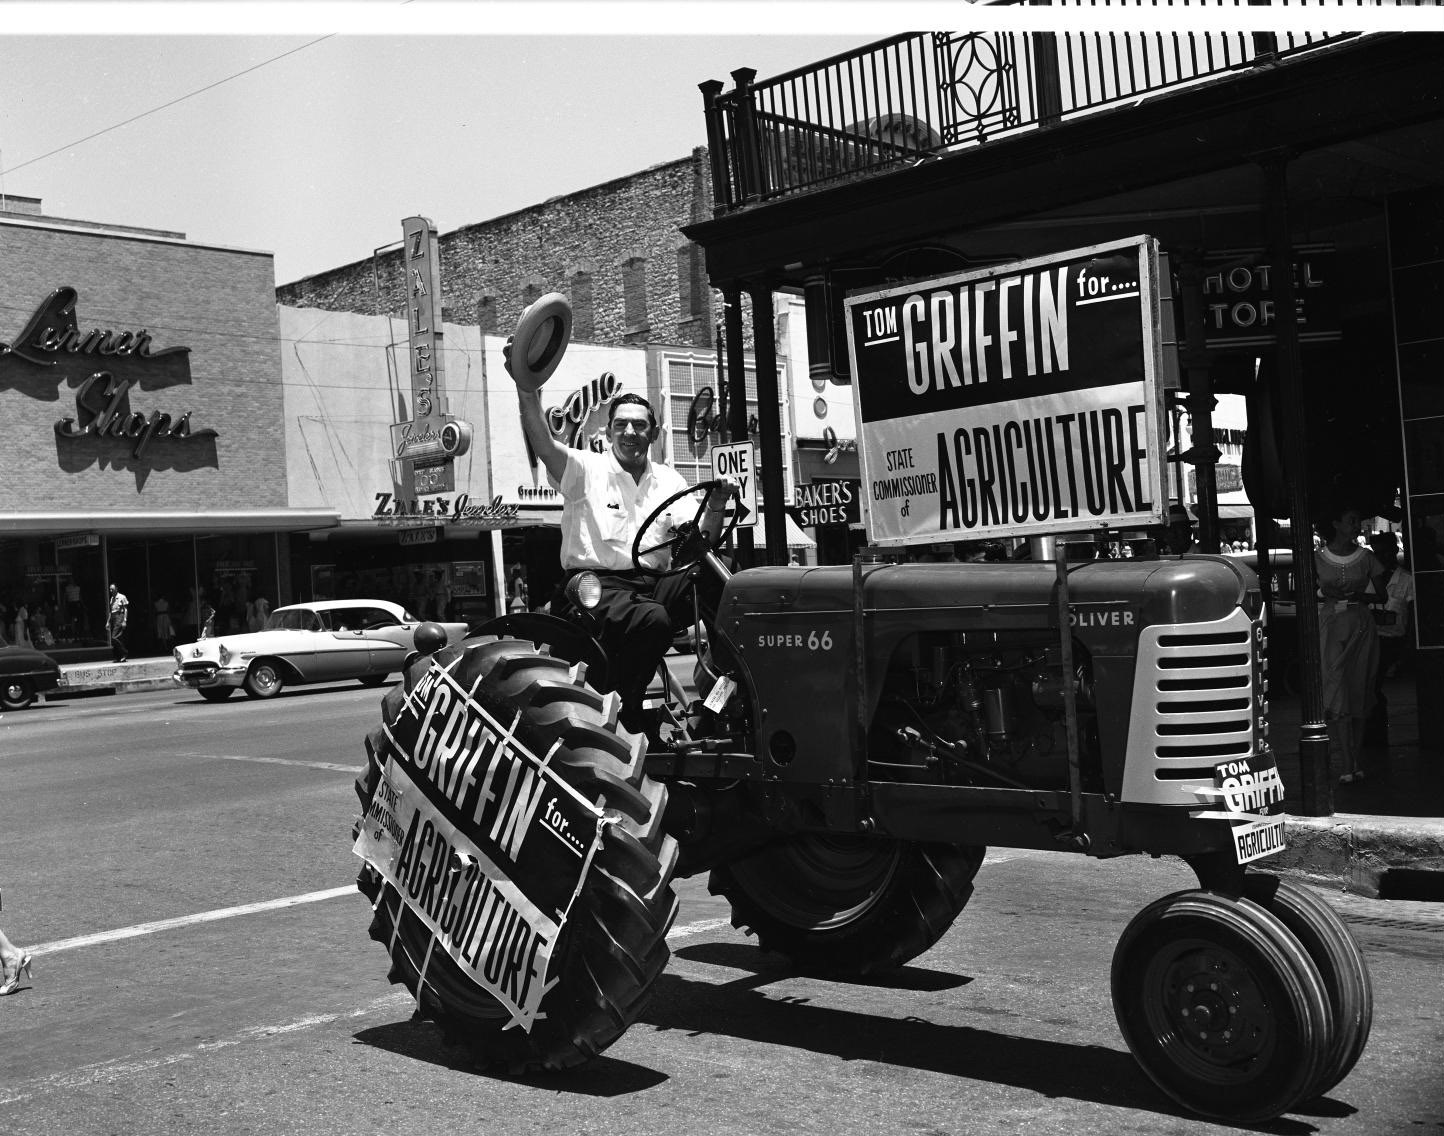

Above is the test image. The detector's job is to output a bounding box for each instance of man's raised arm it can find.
[515,386,569,485]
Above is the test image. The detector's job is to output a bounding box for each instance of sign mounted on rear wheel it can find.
[353,656,607,1031]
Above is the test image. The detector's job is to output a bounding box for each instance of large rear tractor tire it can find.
[354,638,679,1072]
[1111,889,1332,1123]
[709,835,986,976]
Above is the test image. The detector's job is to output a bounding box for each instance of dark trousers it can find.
[579,572,685,724]
[110,626,128,661]
[566,565,722,727]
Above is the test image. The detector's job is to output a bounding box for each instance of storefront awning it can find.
[1189,505,1255,521]
[311,506,562,540]
[746,512,816,549]
[0,509,342,537]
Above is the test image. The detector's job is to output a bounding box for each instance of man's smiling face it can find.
[608,404,653,475]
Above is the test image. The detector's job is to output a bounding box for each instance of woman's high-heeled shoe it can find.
[0,952,33,996]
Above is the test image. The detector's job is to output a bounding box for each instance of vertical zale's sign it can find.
[390,217,472,497]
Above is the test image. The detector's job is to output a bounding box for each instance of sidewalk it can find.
[47,656,1444,899]
[1268,670,1444,897]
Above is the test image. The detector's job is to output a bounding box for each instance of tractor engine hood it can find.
[719,556,1260,630]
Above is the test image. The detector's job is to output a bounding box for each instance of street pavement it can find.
[45,650,1444,900]
[1,686,1441,1134]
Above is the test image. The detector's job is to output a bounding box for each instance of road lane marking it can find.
[667,917,733,941]
[1,915,740,1106]
[181,752,359,773]
[0,991,415,1107]
[29,886,358,957]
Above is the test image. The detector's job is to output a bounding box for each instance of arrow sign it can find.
[710,441,757,528]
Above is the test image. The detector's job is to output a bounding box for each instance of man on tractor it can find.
[513,373,692,735]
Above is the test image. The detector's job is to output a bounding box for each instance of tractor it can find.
[352,284,1369,1125]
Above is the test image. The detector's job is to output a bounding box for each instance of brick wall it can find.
[0,221,287,510]
[276,149,721,351]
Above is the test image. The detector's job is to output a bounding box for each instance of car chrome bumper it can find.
[173,664,247,689]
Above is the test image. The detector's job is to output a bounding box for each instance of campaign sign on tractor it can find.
[844,235,1167,545]
[353,658,606,1031]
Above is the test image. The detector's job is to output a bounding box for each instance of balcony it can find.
[701,23,1365,215]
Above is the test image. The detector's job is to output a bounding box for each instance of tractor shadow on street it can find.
[351,1019,669,1097]
[649,948,1326,1134]
[675,941,972,990]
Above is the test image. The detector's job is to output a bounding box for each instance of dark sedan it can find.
[0,633,62,711]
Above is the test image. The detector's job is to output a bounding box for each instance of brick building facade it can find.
[276,150,718,351]
[0,196,337,661]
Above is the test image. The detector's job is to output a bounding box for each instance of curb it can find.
[47,677,177,699]
[1278,813,1444,897]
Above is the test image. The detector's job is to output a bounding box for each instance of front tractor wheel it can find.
[710,835,986,976]
[1243,873,1373,1099]
[1111,889,1333,1123]
[354,639,679,1072]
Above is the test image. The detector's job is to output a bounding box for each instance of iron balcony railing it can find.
[701,22,1367,213]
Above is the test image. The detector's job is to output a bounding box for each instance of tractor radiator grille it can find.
[1120,607,1264,807]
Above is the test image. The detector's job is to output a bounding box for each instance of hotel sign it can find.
[1202,245,1338,348]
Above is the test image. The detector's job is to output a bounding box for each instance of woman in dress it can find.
[1314,504,1387,785]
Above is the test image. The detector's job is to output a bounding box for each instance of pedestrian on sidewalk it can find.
[10,597,31,648]
[154,594,174,649]
[1371,531,1416,677]
[0,889,33,996]
[107,584,130,662]
[1314,504,1385,786]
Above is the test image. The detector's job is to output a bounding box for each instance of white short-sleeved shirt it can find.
[552,448,692,571]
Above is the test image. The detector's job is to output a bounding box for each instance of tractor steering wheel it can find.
[631,479,740,580]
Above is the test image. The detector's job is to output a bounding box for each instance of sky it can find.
[5,4,1441,286]
[0,24,880,284]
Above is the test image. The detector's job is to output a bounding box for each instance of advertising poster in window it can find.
[844,236,1167,545]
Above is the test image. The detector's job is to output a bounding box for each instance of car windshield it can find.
[263,609,322,632]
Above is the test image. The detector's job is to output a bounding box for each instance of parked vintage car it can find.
[0,632,62,711]
[173,599,469,702]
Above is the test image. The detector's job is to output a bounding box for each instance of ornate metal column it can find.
[1264,154,1333,817]
[748,280,788,564]
[721,281,754,564]
[1176,250,1222,554]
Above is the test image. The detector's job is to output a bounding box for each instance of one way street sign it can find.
[710,441,757,528]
